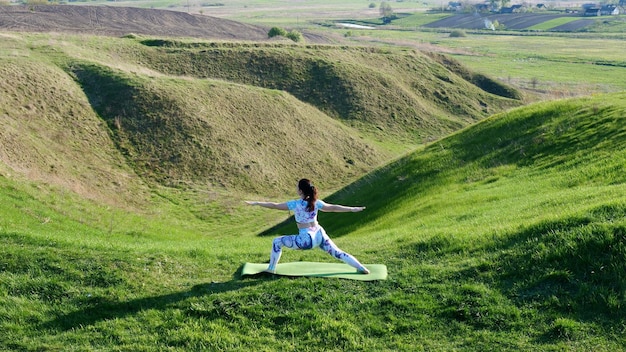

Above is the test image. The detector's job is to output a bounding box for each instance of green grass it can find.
[1,81,625,350]
[346,29,626,95]
[1,6,626,350]
[584,15,626,33]
[526,16,583,31]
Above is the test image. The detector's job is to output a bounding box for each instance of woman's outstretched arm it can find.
[245,201,289,210]
[319,200,365,213]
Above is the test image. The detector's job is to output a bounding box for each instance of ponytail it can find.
[298,178,318,212]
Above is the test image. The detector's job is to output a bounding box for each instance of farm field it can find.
[66,0,431,25]
[422,13,582,30]
[329,12,625,97]
[349,29,626,96]
[526,16,592,31]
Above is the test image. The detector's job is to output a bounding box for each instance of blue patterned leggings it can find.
[267,226,366,272]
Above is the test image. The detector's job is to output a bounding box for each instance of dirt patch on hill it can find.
[0,5,333,43]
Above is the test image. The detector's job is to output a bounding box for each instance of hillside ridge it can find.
[0,31,523,202]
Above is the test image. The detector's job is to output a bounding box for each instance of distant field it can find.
[75,0,431,25]
[188,1,626,98]
[417,12,626,32]
[2,1,624,101]
[429,33,626,94]
[422,13,573,30]
[526,16,587,31]
[340,28,626,96]
[50,0,626,33]
[386,12,452,28]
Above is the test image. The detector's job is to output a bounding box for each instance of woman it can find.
[246,178,370,274]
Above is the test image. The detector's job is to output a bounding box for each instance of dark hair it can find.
[298,178,318,212]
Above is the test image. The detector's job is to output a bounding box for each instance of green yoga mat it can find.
[241,262,387,281]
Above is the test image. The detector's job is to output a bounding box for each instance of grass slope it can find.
[0,32,522,198]
[65,60,383,195]
[129,39,522,141]
[0,56,149,208]
[1,86,624,350]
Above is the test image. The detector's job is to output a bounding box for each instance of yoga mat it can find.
[241,261,387,281]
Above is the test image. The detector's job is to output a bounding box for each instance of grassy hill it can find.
[129,39,522,137]
[1,53,624,350]
[0,32,521,199]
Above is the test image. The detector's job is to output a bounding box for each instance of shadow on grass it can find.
[42,268,264,332]
[257,216,293,237]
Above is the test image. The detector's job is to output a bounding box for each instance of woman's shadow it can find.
[42,268,262,332]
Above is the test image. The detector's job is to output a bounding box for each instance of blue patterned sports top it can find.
[286,199,325,223]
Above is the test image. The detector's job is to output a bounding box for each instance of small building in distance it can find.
[581,3,619,16]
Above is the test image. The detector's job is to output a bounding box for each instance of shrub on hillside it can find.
[268,27,303,43]
[268,27,287,38]
[449,29,467,37]
[286,30,303,43]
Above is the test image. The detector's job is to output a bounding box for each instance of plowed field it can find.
[424,13,595,31]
